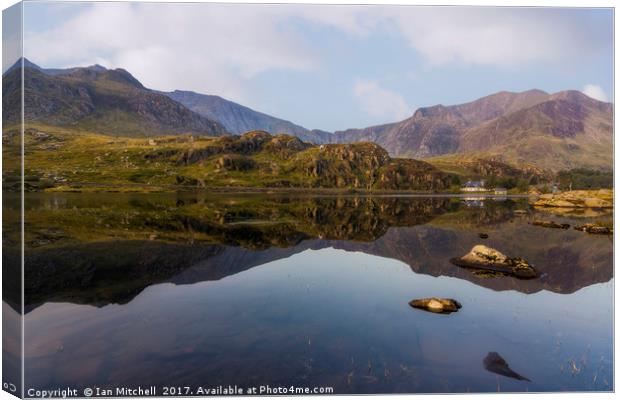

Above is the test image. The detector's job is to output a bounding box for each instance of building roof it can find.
[463,180,485,188]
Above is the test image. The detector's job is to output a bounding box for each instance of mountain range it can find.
[3,58,613,173]
[332,89,613,171]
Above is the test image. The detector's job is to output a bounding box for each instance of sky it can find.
[15,2,615,132]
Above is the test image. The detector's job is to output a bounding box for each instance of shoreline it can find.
[22,181,534,197]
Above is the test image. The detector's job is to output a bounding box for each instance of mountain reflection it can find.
[3,193,612,312]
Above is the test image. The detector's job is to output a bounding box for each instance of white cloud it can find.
[23,4,610,104]
[353,80,411,121]
[581,84,608,102]
[24,3,319,103]
[297,6,608,67]
[381,8,595,67]
[2,3,22,73]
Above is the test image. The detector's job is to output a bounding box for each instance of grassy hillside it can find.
[426,154,548,182]
[427,135,613,174]
[3,124,449,192]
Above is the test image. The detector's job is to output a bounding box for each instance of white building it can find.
[460,180,487,192]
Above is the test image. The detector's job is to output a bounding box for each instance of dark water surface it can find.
[7,193,613,394]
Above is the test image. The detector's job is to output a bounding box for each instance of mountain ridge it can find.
[332,89,613,171]
[163,89,332,143]
[5,58,612,172]
[3,59,227,137]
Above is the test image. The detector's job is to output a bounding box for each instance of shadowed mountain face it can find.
[2,59,226,137]
[164,90,332,143]
[6,193,612,312]
[332,90,613,172]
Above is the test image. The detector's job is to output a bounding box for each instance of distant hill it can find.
[333,90,613,172]
[164,90,331,143]
[2,59,226,137]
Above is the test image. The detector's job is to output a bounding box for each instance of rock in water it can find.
[409,298,462,314]
[459,244,507,264]
[451,245,537,279]
[483,352,531,382]
[533,190,613,209]
[574,224,612,235]
[531,220,570,229]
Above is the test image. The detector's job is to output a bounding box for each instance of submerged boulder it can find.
[483,352,531,382]
[531,220,570,229]
[574,224,612,235]
[451,245,537,279]
[409,297,462,314]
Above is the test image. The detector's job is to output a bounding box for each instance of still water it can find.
[6,193,614,394]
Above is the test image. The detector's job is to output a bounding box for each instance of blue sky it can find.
[19,2,614,132]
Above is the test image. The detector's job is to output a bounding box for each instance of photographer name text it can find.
[26,385,334,397]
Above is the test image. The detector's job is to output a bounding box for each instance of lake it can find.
[4,192,614,394]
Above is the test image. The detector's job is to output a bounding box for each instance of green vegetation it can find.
[3,125,449,192]
[426,155,547,193]
[556,168,613,190]
[484,176,533,192]
[6,122,609,196]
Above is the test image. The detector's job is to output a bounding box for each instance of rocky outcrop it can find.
[295,143,387,188]
[409,297,462,314]
[263,134,311,158]
[533,189,613,208]
[176,131,273,165]
[451,245,537,279]
[376,159,448,191]
[214,154,257,171]
[290,142,448,191]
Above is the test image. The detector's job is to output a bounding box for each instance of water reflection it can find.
[9,193,613,393]
[8,193,612,311]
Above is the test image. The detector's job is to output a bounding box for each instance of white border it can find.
[0,1,616,400]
